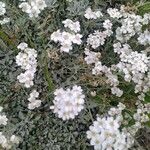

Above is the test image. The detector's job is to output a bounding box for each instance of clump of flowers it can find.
[84,48,101,64]
[84,48,123,97]
[86,19,113,49]
[50,85,85,120]
[51,19,83,53]
[107,8,122,19]
[84,7,150,149]
[16,42,37,88]
[113,42,150,99]
[114,6,150,43]
[93,61,123,97]
[86,103,134,150]
[0,107,20,149]
[138,30,150,45]
[27,90,41,110]
[19,0,47,18]
[0,106,8,126]
[127,101,150,136]
[84,7,103,19]
[2,1,150,149]
[84,6,150,100]
[0,1,10,25]
[62,19,81,33]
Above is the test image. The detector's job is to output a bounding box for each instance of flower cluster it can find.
[114,43,150,96]
[51,19,82,53]
[93,62,123,97]
[16,42,37,88]
[107,8,122,19]
[0,1,10,25]
[114,6,150,43]
[4,2,150,149]
[84,7,103,19]
[0,133,20,149]
[134,103,150,124]
[87,31,107,49]
[62,19,80,33]
[0,107,19,149]
[0,106,8,126]
[19,0,47,18]
[85,6,149,97]
[84,47,123,97]
[87,19,113,49]
[84,48,101,64]
[0,1,6,16]
[126,101,150,136]
[138,30,150,45]
[87,104,134,150]
[27,90,41,110]
[50,85,85,120]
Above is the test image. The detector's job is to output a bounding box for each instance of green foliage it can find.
[138,2,150,15]
[144,91,150,103]
[0,0,150,149]
[67,0,90,16]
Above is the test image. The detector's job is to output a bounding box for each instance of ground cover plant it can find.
[0,0,150,149]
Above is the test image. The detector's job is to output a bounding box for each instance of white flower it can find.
[29,90,39,99]
[87,114,134,150]
[19,0,47,18]
[51,30,62,42]
[0,132,7,145]
[1,141,12,149]
[0,132,13,149]
[0,1,10,25]
[84,7,103,19]
[62,19,73,28]
[111,87,123,97]
[17,70,34,88]
[90,91,96,97]
[28,90,41,110]
[142,13,150,25]
[62,19,80,33]
[60,43,72,53]
[60,31,74,44]
[91,60,122,97]
[28,6,40,18]
[115,11,143,42]
[92,62,104,75]
[84,48,101,64]
[0,17,10,25]
[10,135,20,144]
[16,43,37,88]
[0,115,8,126]
[107,8,122,19]
[35,0,47,10]
[0,2,6,16]
[0,109,20,148]
[69,21,80,33]
[0,106,3,112]
[16,48,37,70]
[17,42,28,50]
[19,2,31,13]
[87,31,107,49]
[118,102,126,110]
[50,85,85,120]
[115,43,150,94]
[51,19,82,53]
[103,19,112,30]
[28,100,41,110]
[138,30,150,45]
[72,34,82,45]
